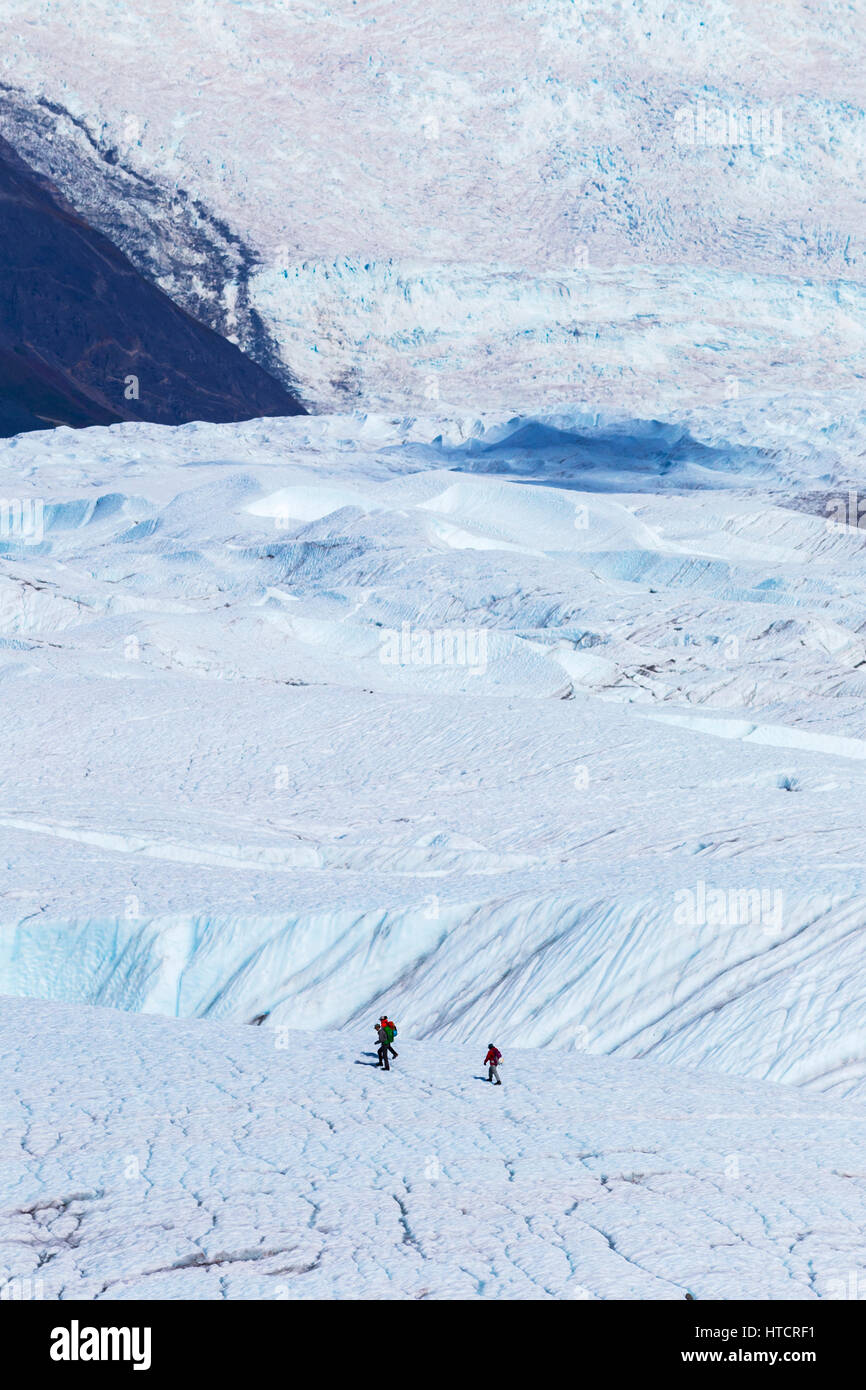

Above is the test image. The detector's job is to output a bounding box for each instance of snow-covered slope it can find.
[1,2,864,409]
[2,996,864,1300]
[1,1,862,1306]
[1,403,866,1097]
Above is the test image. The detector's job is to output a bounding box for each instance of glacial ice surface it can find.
[2,996,865,1301]
[1,403,866,1100]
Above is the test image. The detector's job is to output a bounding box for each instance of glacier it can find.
[1,0,865,1305]
[2,996,865,1300]
[1,1,864,412]
[1,403,866,1101]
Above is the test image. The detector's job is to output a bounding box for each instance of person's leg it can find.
[388,1044,398,1057]
[491,1065,501,1085]
[379,1045,390,1070]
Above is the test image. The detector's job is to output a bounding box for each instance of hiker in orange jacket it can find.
[380,1015,398,1059]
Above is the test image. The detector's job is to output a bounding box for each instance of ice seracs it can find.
[0,403,865,1098]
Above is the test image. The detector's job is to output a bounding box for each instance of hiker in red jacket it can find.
[484,1043,502,1085]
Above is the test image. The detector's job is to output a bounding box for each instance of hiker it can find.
[484,1042,502,1085]
[380,1014,398,1059]
[374,1021,391,1071]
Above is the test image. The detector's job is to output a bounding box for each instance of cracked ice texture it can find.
[2,997,866,1300]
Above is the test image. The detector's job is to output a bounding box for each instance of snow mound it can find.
[2,406,866,1099]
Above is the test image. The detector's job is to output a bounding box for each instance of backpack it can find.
[389,1022,397,1038]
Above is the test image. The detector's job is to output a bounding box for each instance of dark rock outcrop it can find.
[0,135,306,435]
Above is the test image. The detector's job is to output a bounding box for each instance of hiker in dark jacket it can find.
[484,1043,502,1085]
[374,1022,391,1070]
[379,1015,398,1059]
